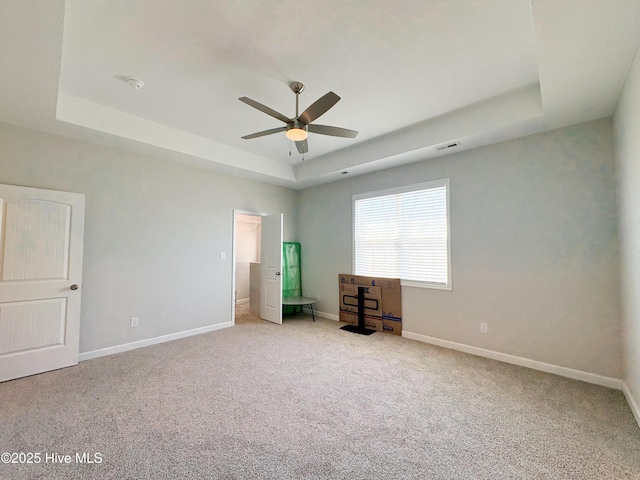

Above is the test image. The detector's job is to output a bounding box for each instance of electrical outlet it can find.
[316,294,320,301]
[480,322,488,334]
[130,317,139,328]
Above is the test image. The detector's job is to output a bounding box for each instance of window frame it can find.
[352,178,452,290]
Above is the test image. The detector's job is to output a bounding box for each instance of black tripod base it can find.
[340,324,376,336]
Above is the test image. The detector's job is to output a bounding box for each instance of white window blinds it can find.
[353,179,450,289]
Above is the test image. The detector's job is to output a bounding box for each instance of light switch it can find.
[220,252,226,260]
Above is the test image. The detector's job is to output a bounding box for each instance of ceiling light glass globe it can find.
[286,128,308,141]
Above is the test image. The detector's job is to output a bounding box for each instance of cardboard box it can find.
[339,283,382,316]
[338,274,402,335]
[339,311,383,332]
[382,319,402,336]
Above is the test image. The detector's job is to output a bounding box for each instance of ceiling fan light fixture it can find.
[285,125,308,141]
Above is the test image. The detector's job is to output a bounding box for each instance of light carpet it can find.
[1,314,639,479]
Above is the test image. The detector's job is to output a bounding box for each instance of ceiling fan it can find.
[239,82,358,154]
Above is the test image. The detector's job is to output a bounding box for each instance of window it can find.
[353,179,451,289]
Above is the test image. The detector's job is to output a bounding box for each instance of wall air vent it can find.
[435,142,460,151]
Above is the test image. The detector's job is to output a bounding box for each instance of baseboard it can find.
[301,307,339,321]
[622,381,640,428]
[235,298,249,305]
[79,321,234,362]
[402,331,622,390]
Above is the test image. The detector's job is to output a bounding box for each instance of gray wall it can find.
[0,117,625,381]
[298,118,621,378]
[0,122,297,353]
[614,43,640,414]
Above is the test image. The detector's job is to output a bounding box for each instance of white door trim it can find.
[231,210,265,325]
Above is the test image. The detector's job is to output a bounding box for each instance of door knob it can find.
[275,272,281,276]
[70,284,79,290]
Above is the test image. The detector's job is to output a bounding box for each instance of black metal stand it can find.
[340,286,375,335]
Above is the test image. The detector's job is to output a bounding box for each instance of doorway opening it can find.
[233,212,262,324]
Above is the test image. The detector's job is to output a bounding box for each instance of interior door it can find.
[0,184,85,382]
[260,213,282,324]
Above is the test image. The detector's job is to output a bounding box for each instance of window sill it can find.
[400,280,452,291]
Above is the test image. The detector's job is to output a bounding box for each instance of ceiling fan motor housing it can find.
[288,121,307,131]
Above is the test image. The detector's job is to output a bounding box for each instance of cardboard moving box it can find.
[339,312,383,332]
[382,320,402,336]
[338,274,402,335]
[339,283,382,316]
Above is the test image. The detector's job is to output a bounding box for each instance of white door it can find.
[260,213,282,324]
[0,184,85,382]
